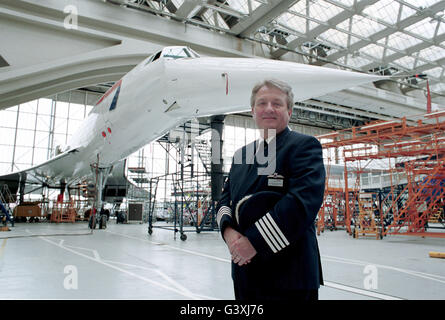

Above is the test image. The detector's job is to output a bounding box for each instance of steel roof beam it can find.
[271,0,379,59]
[229,0,298,37]
[322,0,445,66]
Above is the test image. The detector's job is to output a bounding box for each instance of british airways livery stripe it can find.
[96,79,122,106]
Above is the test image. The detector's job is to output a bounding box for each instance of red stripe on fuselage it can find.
[96,79,123,105]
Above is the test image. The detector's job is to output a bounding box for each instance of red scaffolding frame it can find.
[317,110,445,239]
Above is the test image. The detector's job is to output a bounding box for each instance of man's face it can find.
[251,85,292,136]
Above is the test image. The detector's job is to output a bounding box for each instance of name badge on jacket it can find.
[267,173,284,188]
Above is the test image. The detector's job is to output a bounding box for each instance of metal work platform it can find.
[317,111,445,239]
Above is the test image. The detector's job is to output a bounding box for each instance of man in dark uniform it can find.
[217,79,325,300]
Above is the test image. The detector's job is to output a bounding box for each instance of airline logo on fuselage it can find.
[96,79,122,110]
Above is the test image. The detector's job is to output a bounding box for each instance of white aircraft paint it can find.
[1,46,385,188]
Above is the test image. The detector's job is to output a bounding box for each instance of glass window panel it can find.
[38,98,53,115]
[308,0,343,23]
[35,114,51,132]
[15,129,35,147]
[349,16,386,38]
[33,148,48,165]
[318,29,348,48]
[13,146,33,164]
[400,4,416,21]
[435,21,445,36]
[423,66,443,78]
[362,0,400,25]
[0,145,13,163]
[226,0,249,14]
[17,112,36,130]
[86,105,94,115]
[329,0,353,6]
[308,20,319,31]
[68,103,86,120]
[54,117,68,135]
[0,127,16,144]
[224,125,235,141]
[393,56,416,69]
[32,147,49,164]
[234,126,245,148]
[7,106,18,112]
[430,82,445,92]
[245,127,256,145]
[359,43,384,59]
[403,0,441,9]
[277,12,306,34]
[0,110,18,128]
[53,133,67,147]
[345,54,372,68]
[404,18,438,39]
[67,119,82,136]
[0,162,11,175]
[55,101,69,119]
[288,0,307,13]
[170,0,184,7]
[34,131,50,148]
[13,162,32,171]
[19,100,38,114]
[386,32,422,51]
[418,46,445,62]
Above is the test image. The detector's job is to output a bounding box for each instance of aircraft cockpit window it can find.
[188,48,200,58]
[143,54,154,66]
[152,51,162,62]
[144,48,199,66]
[162,47,198,60]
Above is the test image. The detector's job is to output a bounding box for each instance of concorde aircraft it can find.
[0,45,385,217]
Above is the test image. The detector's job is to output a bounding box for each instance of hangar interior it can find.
[0,0,444,300]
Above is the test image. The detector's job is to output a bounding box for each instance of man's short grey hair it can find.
[250,79,294,110]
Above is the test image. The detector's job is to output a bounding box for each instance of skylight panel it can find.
[329,0,354,7]
[307,0,343,23]
[317,28,349,48]
[404,18,438,39]
[399,4,417,20]
[308,20,320,31]
[288,0,342,23]
[226,0,250,14]
[345,53,372,69]
[403,0,442,9]
[430,82,445,92]
[436,21,445,36]
[170,0,185,7]
[393,56,417,69]
[359,43,384,60]
[418,46,445,63]
[277,12,307,34]
[288,0,307,13]
[382,47,398,58]
[348,16,386,38]
[423,66,444,78]
[362,0,400,25]
[386,32,423,51]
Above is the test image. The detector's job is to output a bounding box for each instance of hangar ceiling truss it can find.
[117,0,445,96]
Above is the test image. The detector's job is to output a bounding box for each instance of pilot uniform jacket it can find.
[217,127,325,299]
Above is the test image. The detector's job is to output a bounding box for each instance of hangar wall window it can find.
[0,92,93,174]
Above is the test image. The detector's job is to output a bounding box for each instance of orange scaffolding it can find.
[50,200,76,223]
[317,110,445,239]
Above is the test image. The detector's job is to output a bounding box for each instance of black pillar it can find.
[210,115,225,203]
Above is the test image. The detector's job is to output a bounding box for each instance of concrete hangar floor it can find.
[0,221,444,300]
